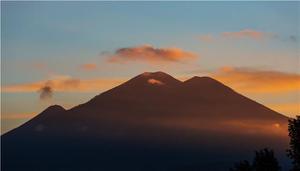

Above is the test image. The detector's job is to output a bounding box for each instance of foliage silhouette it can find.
[230,148,281,171]
[287,116,300,171]
[252,148,281,171]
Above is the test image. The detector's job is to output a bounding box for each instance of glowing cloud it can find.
[212,67,300,94]
[107,45,196,63]
[147,79,164,85]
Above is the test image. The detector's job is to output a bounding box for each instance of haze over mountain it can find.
[2,72,290,171]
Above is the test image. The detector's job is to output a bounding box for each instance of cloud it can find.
[39,84,53,100]
[80,63,97,71]
[147,79,164,85]
[35,76,80,100]
[221,29,270,40]
[2,113,36,119]
[211,67,300,94]
[107,45,196,63]
[266,103,300,116]
[2,75,126,93]
[198,29,275,43]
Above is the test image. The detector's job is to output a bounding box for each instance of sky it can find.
[1,1,300,134]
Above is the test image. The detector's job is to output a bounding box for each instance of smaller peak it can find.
[153,71,168,75]
[189,76,201,80]
[183,76,235,93]
[142,72,151,76]
[43,105,65,113]
[141,71,170,77]
[198,76,218,82]
[139,71,181,84]
[120,71,181,88]
[184,76,217,83]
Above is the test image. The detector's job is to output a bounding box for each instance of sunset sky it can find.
[2,1,299,133]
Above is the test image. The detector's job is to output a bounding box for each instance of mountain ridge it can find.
[2,71,290,171]
[3,71,288,136]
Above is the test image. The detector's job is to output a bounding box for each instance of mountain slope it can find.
[1,71,290,171]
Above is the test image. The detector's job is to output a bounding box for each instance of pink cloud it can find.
[147,78,164,85]
[107,45,197,64]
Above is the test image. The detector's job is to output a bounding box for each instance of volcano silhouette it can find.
[2,72,290,171]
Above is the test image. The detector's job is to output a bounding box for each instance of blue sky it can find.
[2,1,299,133]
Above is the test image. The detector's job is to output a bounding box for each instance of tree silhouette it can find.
[230,148,281,171]
[287,116,300,171]
[252,148,281,171]
[230,160,252,171]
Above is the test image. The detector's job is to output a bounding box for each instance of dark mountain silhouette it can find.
[2,72,290,171]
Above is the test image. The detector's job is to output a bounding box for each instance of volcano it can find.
[1,72,290,171]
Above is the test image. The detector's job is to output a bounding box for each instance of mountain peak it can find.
[184,76,220,84]
[3,71,289,171]
[95,71,183,99]
[141,71,173,77]
[183,76,236,94]
[126,71,182,86]
[42,105,65,114]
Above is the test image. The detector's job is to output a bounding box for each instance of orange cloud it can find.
[2,75,126,93]
[147,78,164,85]
[222,29,269,40]
[266,103,300,116]
[2,113,37,119]
[80,63,97,71]
[107,45,196,63]
[211,67,300,94]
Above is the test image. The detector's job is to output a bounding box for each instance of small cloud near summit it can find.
[147,78,164,85]
[39,84,53,100]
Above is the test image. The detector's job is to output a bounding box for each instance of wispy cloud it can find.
[107,45,197,64]
[211,67,300,94]
[198,29,274,43]
[222,29,268,40]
